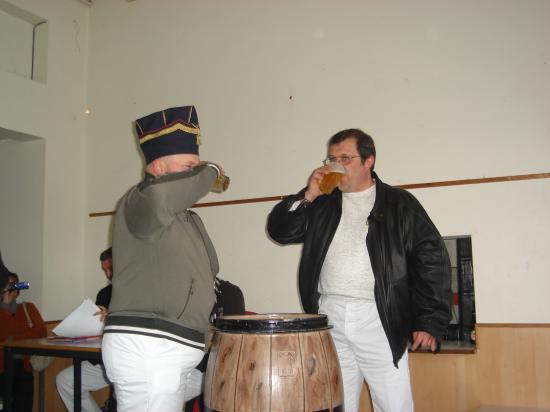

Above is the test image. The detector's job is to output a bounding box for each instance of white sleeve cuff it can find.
[289,200,302,212]
[206,162,221,176]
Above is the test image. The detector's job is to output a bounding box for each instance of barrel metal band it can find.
[213,314,330,334]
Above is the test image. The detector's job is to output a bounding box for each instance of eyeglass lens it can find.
[324,155,359,165]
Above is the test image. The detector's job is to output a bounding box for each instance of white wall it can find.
[83,0,550,322]
[414,179,550,322]
[0,0,48,83]
[0,137,45,308]
[0,0,89,319]
[0,4,33,79]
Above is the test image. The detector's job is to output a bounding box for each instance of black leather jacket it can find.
[267,172,451,365]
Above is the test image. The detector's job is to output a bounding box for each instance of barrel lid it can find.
[213,313,330,334]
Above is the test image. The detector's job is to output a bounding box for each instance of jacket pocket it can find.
[176,278,195,320]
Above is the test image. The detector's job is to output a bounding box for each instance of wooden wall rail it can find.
[89,172,550,218]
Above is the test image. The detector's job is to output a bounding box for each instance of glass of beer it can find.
[319,162,345,194]
[206,162,230,193]
[211,173,230,193]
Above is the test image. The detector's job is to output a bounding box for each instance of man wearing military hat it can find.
[102,106,225,412]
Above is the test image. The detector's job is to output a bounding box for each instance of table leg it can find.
[73,358,82,412]
[38,370,45,412]
[3,347,13,412]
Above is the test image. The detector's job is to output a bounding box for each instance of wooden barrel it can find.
[204,313,343,412]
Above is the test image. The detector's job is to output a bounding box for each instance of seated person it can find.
[0,258,47,412]
[184,277,245,412]
[56,247,115,412]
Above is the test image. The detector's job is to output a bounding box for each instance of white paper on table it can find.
[52,298,104,338]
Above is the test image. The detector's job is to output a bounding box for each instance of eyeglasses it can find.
[323,155,362,166]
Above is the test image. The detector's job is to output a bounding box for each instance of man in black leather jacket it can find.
[267,129,451,412]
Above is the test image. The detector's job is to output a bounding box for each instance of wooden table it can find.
[1,337,102,412]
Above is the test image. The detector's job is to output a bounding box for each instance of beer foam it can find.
[328,162,345,174]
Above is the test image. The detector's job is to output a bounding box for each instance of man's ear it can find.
[364,155,375,171]
[148,158,166,176]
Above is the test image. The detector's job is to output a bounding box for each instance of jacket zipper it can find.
[371,215,397,363]
[177,278,195,319]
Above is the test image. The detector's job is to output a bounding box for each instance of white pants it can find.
[56,361,110,412]
[102,333,204,412]
[319,295,414,412]
[183,368,204,404]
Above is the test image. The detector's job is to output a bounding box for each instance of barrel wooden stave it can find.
[236,334,272,411]
[300,332,332,411]
[320,330,343,406]
[205,332,243,411]
[270,333,305,411]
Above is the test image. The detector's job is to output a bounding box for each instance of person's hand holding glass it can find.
[205,162,230,193]
[304,156,351,201]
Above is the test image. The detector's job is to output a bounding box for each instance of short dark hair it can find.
[0,272,10,291]
[10,273,19,293]
[0,250,14,277]
[328,128,376,171]
[99,247,112,262]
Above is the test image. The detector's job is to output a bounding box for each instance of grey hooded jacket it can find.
[104,164,219,350]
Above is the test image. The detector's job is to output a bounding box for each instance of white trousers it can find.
[56,361,110,412]
[183,368,204,404]
[102,333,204,412]
[319,295,414,412]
